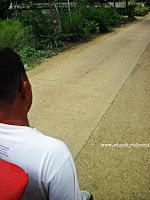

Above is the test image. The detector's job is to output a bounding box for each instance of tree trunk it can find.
[125,0,128,14]
[48,0,62,32]
[67,0,72,22]
[113,0,116,8]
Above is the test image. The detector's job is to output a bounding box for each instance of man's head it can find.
[0,48,32,114]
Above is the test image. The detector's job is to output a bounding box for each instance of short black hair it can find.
[0,48,26,104]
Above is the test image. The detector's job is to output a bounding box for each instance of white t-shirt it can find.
[0,123,82,200]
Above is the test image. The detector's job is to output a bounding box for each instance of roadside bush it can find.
[60,10,98,42]
[134,7,149,16]
[1,6,124,68]
[13,11,54,37]
[18,46,52,68]
[81,6,122,33]
[60,6,122,41]
[0,19,33,50]
[127,5,136,19]
[13,11,63,50]
[108,8,122,26]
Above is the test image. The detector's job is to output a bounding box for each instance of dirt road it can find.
[28,14,150,159]
[75,38,150,200]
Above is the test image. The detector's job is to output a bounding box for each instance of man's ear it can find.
[20,80,29,99]
[20,79,32,112]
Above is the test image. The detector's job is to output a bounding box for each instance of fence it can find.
[9,2,77,10]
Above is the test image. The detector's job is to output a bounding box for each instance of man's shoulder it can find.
[27,128,72,180]
[28,128,71,161]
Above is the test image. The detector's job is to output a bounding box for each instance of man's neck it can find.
[0,105,30,127]
[0,118,30,127]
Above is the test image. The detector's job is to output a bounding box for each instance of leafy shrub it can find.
[18,46,52,68]
[108,9,122,27]
[0,19,33,50]
[134,7,149,16]
[1,6,124,67]
[13,11,54,37]
[13,11,63,50]
[81,6,122,33]
[60,6,122,42]
[60,10,97,42]
[127,5,136,19]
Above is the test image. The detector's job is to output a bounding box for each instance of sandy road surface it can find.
[28,14,150,158]
[76,39,150,200]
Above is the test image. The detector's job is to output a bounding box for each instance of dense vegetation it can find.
[134,6,149,16]
[0,1,149,69]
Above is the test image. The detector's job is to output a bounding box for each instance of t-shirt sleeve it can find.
[48,154,82,200]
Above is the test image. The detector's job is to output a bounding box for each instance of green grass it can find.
[0,19,26,50]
